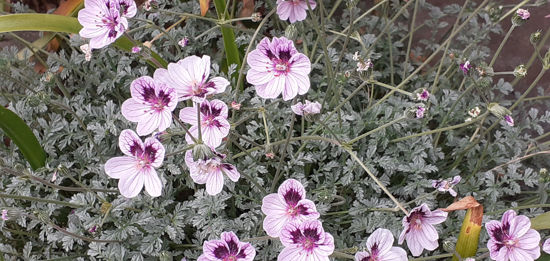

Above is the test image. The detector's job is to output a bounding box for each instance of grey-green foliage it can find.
[1,0,549,260]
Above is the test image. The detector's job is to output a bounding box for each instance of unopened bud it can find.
[251,12,262,22]
[192,143,214,161]
[159,251,172,261]
[488,103,511,119]
[442,240,456,253]
[513,64,527,78]
[285,24,298,41]
[530,30,542,45]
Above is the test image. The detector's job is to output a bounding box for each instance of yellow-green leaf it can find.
[531,211,550,230]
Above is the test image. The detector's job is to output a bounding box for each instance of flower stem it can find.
[270,105,297,193]
[342,147,408,215]
[348,116,407,144]
[489,24,516,67]
[0,193,83,208]
[391,112,489,143]
[196,105,203,143]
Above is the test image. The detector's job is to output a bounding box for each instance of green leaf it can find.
[0,14,167,68]
[0,107,46,170]
[531,211,550,230]
[213,0,242,90]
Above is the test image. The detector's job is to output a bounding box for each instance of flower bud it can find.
[544,48,550,69]
[251,12,262,22]
[192,143,214,161]
[530,30,542,45]
[443,240,456,253]
[513,64,527,78]
[488,103,511,119]
[285,24,299,41]
[100,202,112,214]
[159,251,172,261]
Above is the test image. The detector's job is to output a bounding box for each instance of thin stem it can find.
[369,80,412,96]
[391,112,489,143]
[487,151,550,172]
[260,109,271,152]
[29,214,120,243]
[343,147,408,215]
[2,167,117,193]
[403,0,419,78]
[410,253,454,261]
[0,193,83,208]
[270,106,297,193]
[197,105,203,142]
[232,136,340,160]
[172,112,198,143]
[489,25,516,67]
[235,9,276,93]
[348,116,407,144]
[485,204,550,216]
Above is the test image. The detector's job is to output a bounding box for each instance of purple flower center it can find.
[491,222,515,252]
[140,86,172,113]
[290,227,321,252]
[129,141,157,169]
[213,239,248,260]
[265,48,292,76]
[360,243,380,261]
[406,209,426,232]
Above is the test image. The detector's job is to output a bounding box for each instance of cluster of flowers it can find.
[413,88,430,119]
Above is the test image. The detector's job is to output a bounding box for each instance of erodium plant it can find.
[1,0,550,260]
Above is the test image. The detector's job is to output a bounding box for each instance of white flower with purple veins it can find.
[398,203,448,256]
[198,231,255,261]
[357,59,373,72]
[1,209,8,221]
[355,228,407,261]
[278,220,334,261]
[121,76,177,136]
[78,0,136,49]
[246,36,311,101]
[261,179,320,237]
[155,55,229,102]
[276,0,316,24]
[179,99,230,148]
[104,129,165,198]
[486,210,541,261]
[184,150,239,196]
[291,100,321,116]
[432,175,461,197]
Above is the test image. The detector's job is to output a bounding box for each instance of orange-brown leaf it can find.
[200,0,211,16]
[441,196,480,212]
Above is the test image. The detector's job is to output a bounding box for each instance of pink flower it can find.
[178,37,189,48]
[261,179,320,237]
[486,210,541,261]
[278,220,334,261]
[179,99,230,148]
[276,0,316,23]
[355,228,407,261]
[246,37,311,101]
[357,59,373,72]
[131,46,141,53]
[155,55,229,102]
[231,101,242,110]
[80,44,92,61]
[398,203,448,256]
[504,115,515,127]
[543,238,550,254]
[431,175,461,197]
[416,89,430,101]
[198,231,256,261]
[460,61,472,74]
[416,106,426,119]
[291,100,321,116]
[104,129,165,198]
[1,209,8,221]
[184,150,239,196]
[517,9,530,20]
[78,0,137,49]
[121,76,177,136]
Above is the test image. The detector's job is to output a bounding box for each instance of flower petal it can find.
[104,156,137,179]
[142,168,162,197]
[205,169,224,195]
[118,129,143,156]
[118,172,144,198]
[367,228,395,255]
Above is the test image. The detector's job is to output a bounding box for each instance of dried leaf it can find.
[441,196,480,212]
[200,0,211,16]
